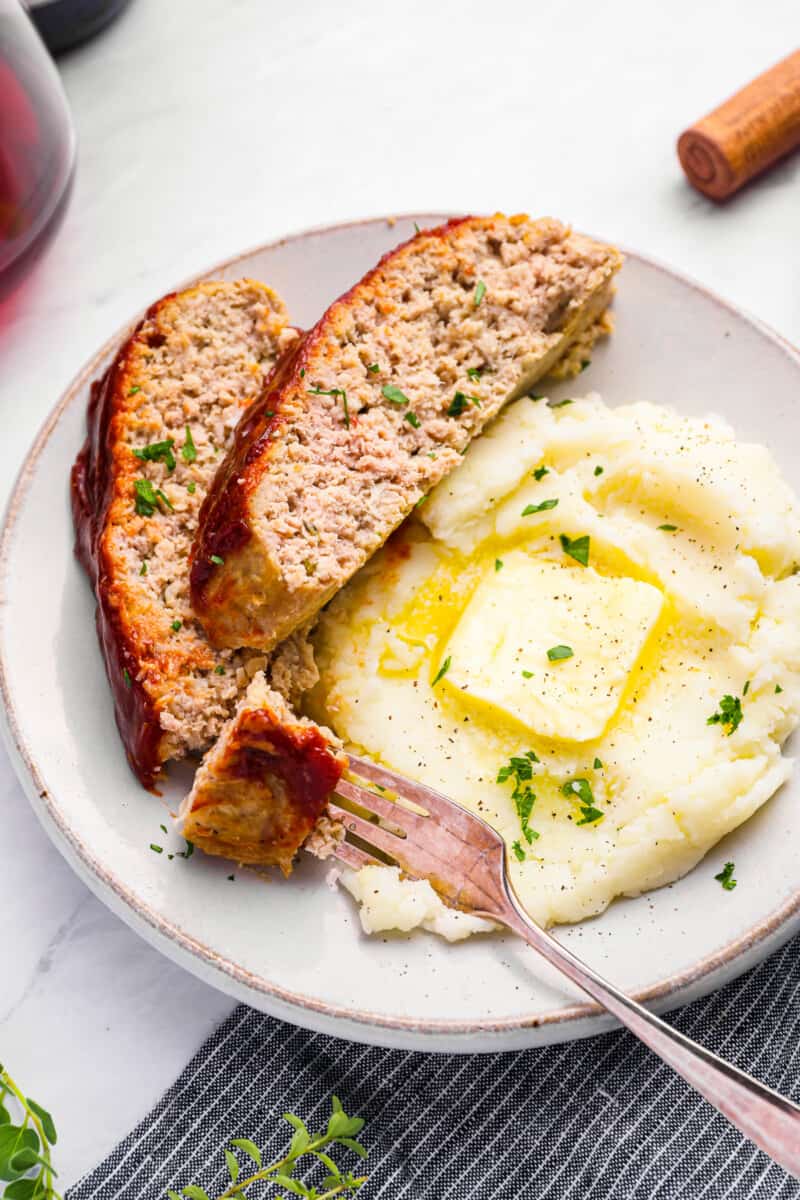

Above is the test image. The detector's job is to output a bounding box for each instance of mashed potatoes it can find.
[309,394,800,933]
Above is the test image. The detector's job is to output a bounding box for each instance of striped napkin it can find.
[67,934,800,1200]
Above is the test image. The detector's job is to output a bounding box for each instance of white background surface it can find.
[1,0,798,1187]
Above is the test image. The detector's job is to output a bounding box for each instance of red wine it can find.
[0,3,75,298]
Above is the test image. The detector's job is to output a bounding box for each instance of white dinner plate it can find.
[3,214,800,1052]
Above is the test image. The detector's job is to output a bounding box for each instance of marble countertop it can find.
[1,0,798,1186]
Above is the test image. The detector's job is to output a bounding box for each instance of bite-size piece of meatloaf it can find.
[179,673,345,872]
[71,279,306,788]
[190,214,622,651]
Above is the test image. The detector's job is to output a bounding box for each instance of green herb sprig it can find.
[381,384,408,407]
[134,479,173,517]
[559,534,590,566]
[546,644,573,662]
[182,426,198,463]
[562,778,604,825]
[497,751,540,850]
[134,439,176,471]
[715,862,737,891]
[432,656,451,686]
[167,1097,368,1200]
[522,499,558,516]
[447,391,481,418]
[707,694,743,736]
[308,386,350,429]
[0,1064,59,1200]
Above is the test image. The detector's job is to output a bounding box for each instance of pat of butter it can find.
[443,552,663,741]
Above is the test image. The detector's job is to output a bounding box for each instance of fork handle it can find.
[500,894,800,1178]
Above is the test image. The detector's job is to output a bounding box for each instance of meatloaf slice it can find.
[71,279,303,788]
[179,674,345,872]
[190,214,622,650]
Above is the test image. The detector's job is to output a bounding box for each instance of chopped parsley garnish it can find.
[134,439,176,471]
[594,465,604,476]
[474,279,486,307]
[432,656,451,686]
[495,558,503,571]
[776,684,784,694]
[187,481,196,494]
[497,754,535,783]
[210,554,224,566]
[133,481,153,513]
[299,367,306,377]
[308,384,350,428]
[466,367,482,382]
[171,619,182,632]
[404,411,421,429]
[139,561,147,576]
[214,665,225,675]
[550,398,573,408]
[128,385,141,396]
[594,757,603,769]
[150,843,163,854]
[560,533,590,566]
[413,222,421,234]
[707,694,743,735]
[580,360,591,372]
[547,644,573,662]
[497,752,540,845]
[447,391,480,417]
[521,669,533,679]
[714,861,737,891]
[123,669,132,688]
[522,499,559,516]
[533,465,549,481]
[658,524,678,532]
[562,778,604,825]
[743,680,750,696]
[511,841,526,863]
[367,362,381,373]
[382,384,409,406]
[414,494,428,508]
[182,425,197,463]
[134,478,173,516]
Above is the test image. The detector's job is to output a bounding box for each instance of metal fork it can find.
[329,754,800,1177]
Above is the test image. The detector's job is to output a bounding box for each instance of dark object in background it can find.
[26,0,131,54]
[678,49,800,201]
[0,0,75,297]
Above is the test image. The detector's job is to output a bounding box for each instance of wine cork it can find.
[677,49,800,200]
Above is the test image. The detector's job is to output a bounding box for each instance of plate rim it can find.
[3,212,800,1044]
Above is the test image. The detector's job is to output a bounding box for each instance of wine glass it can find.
[0,0,76,299]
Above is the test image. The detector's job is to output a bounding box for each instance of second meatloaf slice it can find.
[190,214,622,650]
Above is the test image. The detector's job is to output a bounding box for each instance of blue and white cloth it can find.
[68,934,800,1200]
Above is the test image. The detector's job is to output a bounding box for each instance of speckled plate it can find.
[3,214,800,1052]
